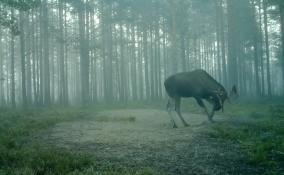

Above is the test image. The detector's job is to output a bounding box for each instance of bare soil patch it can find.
[41,109,260,175]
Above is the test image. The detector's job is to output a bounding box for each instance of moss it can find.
[207,102,284,174]
[0,106,159,175]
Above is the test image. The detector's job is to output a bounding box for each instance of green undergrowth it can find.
[0,107,154,175]
[0,100,283,174]
[206,101,284,175]
[0,108,94,175]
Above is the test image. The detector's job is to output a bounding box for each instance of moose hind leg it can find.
[167,98,177,128]
[175,97,189,127]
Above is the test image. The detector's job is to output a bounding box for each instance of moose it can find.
[164,69,237,128]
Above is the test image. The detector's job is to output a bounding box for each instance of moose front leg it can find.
[208,109,215,122]
[195,98,215,123]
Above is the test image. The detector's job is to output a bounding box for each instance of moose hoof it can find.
[184,123,190,127]
[209,119,215,123]
[172,124,178,128]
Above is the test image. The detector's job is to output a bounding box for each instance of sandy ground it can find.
[41,109,259,175]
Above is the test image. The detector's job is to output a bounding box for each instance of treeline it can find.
[0,0,283,107]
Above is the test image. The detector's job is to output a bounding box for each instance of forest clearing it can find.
[1,0,284,174]
[40,109,257,175]
[1,100,283,175]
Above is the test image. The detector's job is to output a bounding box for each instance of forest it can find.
[0,0,283,106]
[0,0,284,175]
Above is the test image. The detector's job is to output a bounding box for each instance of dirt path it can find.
[41,109,258,175]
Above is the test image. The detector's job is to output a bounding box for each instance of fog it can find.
[0,0,284,174]
[0,0,284,106]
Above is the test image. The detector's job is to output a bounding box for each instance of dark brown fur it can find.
[164,69,234,128]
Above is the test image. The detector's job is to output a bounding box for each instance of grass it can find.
[97,99,284,174]
[0,107,153,175]
[206,100,284,175]
[0,100,283,174]
[0,107,95,175]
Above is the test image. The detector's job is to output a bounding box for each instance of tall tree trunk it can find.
[10,9,16,107]
[220,0,228,87]
[107,6,113,102]
[38,7,44,105]
[143,25,150,100]
[253,38,261,96]
[33,11,38,105]
[258,0,265,96]
[78,2,90,104]
[163,18,168,81]
[25,12,32,105]
[156,24,162,99]
[85,1,91,102]
[20,11,27,106]
[50,37,55,103]
[263,0,272,96]
[227,0,238,89]
[280,4,284,95]
[216,0,222,82]
[150,26,155,99]
[58,0,66,105]
[42,0,50,105]
[181,37,186,72]
[131,24,137,100]
[64,2,69,104]
[137,25,144,100]
[119,22,126,102]
[252,0,261,96]
[89,10,97,102]
[0,28,4,104]
[170,1,178,74]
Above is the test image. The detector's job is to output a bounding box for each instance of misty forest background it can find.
[1,0,284,108]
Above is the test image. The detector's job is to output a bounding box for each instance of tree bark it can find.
[78,1,90,104]
[42,0,50,105]
[20,11,27,106]
[280,4,284,95]
[10,9,16,107]
[0,27,4,104]
[227,0,238,89]
[263,0,272,96]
